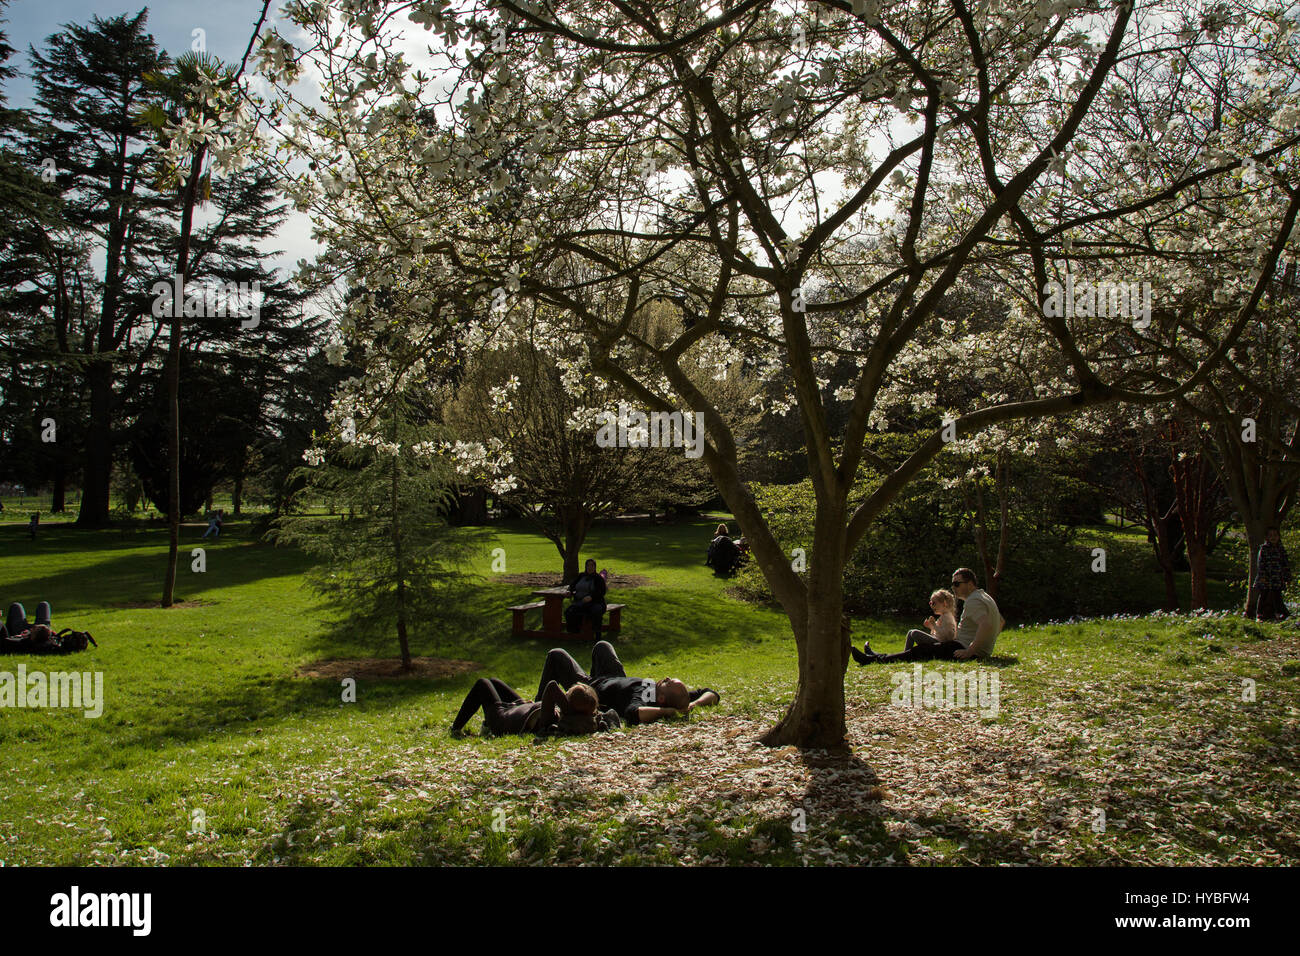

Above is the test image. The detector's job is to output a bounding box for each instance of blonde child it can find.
[851,588,961,665]
[922,589,958,642]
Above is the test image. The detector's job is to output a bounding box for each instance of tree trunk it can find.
[559,506,590,583]
[51,463,66,514]
[76,366,114,526]
[759,506,849,750]
[1243,519,1269,618]
[1187,540,1209,610]
[1153,508,1180,612]
[233,471,243,516]
[162,147,205,609]
[391,411,412,670]
[1169,439,1221,612]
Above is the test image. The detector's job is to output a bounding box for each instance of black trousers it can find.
[1256,587,1288,620]
[2,601,51,639]
[876,629,963,663]
[535,641,625,701]
[565,600,606,636]
[452,678,534,735]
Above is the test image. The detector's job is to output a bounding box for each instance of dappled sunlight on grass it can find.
[1,517,1296,865]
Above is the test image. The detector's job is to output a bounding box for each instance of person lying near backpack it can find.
[450,678,615,737]
[1,600,96,654]
[534,641,721,726]
[4,600,51,638]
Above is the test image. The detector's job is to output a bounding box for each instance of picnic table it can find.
[508,585,625,641]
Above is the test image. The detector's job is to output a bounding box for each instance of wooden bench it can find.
[578,603,625,639]
[509,601,627,639]
[508,601,547,636]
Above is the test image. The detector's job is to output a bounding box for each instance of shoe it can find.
[850,643,875,666]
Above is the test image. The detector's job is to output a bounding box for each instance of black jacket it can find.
[567,572,607,603]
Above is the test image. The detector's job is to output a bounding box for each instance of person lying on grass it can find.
[2,600,52,639]
[535,640,721,726]
[450,678,598,737]
[852,568,1002,664]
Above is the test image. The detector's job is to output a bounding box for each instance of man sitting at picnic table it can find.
[565,557,607,637]
[535,641,721,726]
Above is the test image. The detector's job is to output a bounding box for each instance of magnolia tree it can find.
[442,316,725,582]
[1040,4,1300,611]
[1174,304,1300,611]
[255,0,1300,747]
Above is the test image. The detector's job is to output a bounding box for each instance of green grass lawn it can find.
[1,515,1297,865]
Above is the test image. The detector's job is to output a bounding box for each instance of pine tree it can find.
[25,11,170,525]
[274,394,482,670]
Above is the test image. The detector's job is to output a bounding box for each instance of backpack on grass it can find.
[55,628,98,653]
[535,706,622,737]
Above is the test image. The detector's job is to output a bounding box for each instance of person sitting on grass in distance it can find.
[450,678,598,737]
[706,523,743,576]
[565,557,607,637]
[851,588,958,666]
[855,569,1001,663]
[534,640,721,726]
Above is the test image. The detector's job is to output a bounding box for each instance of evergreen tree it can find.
[274,393,482,670]
[25,10,171,525]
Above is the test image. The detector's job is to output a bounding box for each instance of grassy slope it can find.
[0,516,1296,865]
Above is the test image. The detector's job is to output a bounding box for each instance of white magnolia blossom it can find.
[255,0,1300,603]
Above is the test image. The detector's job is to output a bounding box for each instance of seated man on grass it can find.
[450,678,598,737]
[856,567,1002,663]
[535,641,721,726]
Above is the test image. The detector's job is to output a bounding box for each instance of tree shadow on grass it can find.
[481,516,768,591]
[864,653,1021,669]
[0,538,314,614]
[449,580,788,661]
[48,643,485,771]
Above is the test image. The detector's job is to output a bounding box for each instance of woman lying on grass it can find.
[450,678,599,737]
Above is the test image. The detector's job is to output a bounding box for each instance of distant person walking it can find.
[202,509,224,539]
[1254,527,1292,621]
[28,512,39,540]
